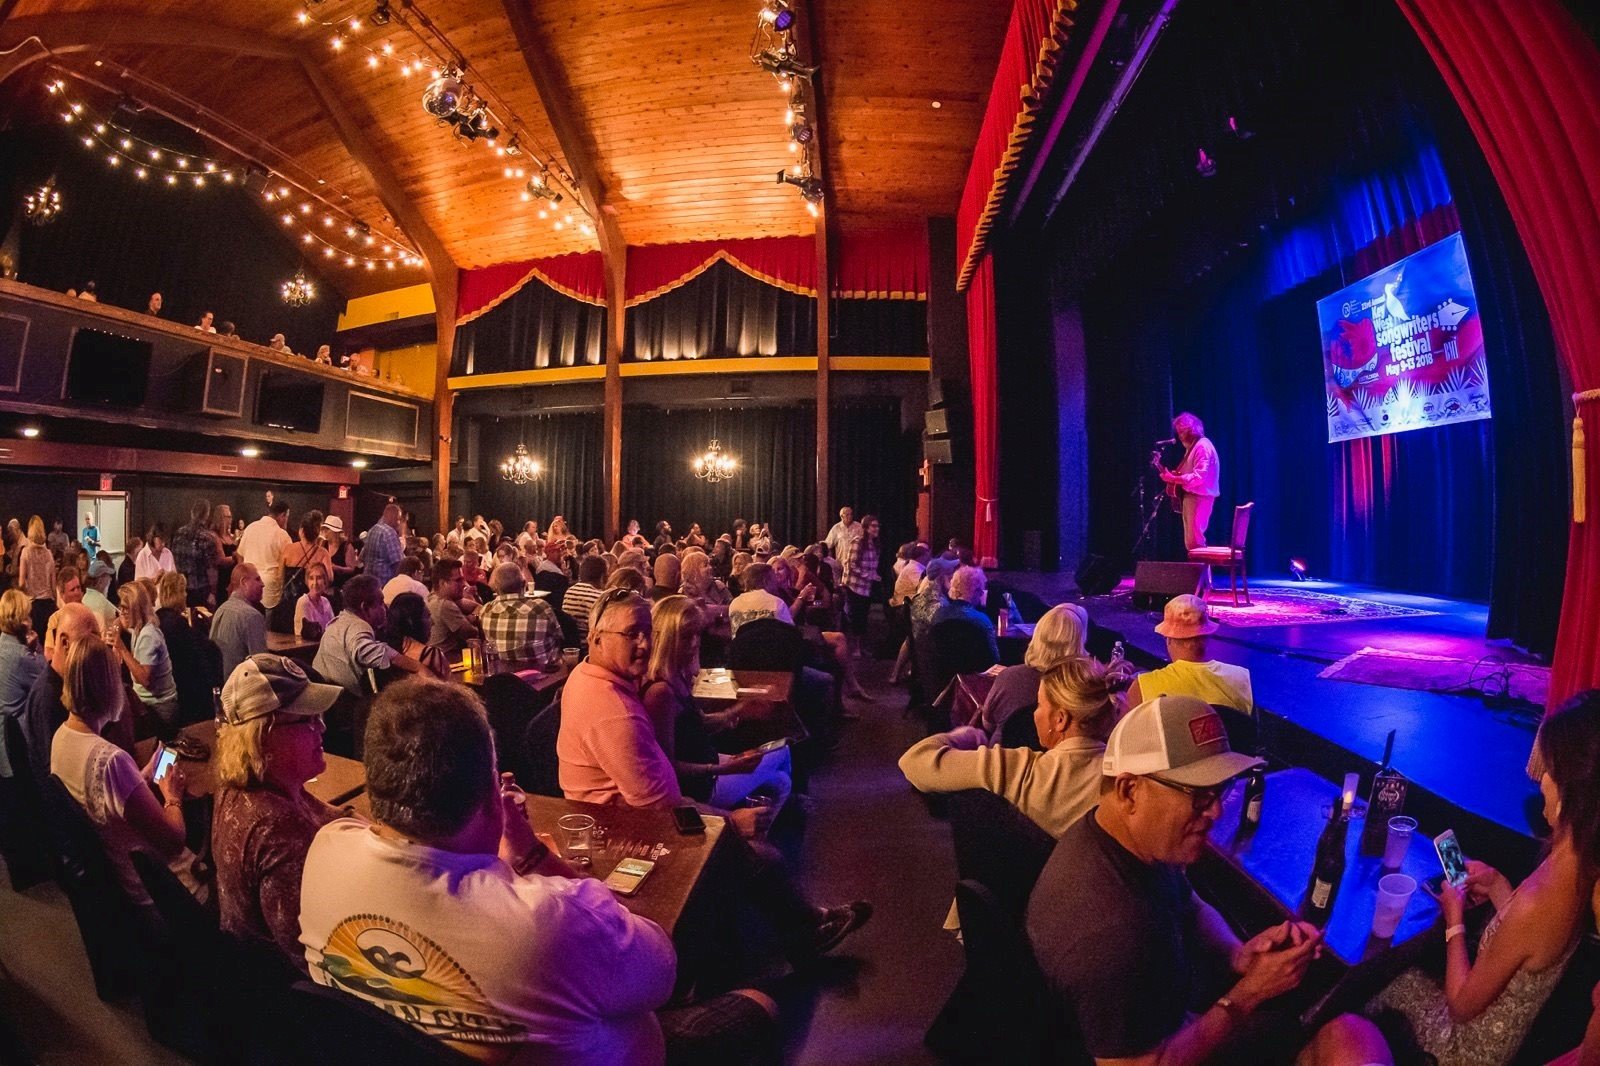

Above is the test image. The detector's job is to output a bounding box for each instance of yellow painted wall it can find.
[338,283,436,331]
[375,342,439,398]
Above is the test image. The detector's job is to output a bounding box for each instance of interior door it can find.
[77,492,127,561]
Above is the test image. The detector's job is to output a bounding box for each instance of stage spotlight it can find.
[1227,114,1254,140]
[1289,557,1310,581]
[776,170,823,203]
[753,49,817,81]
[1195,147,1217,178]
[789,119,814,145]
[760,0,794,30]
[370,2,392,25]
[422,67,468,119]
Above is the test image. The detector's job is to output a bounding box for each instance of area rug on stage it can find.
[1319,647,1551,706]
[1205,589,1437,628]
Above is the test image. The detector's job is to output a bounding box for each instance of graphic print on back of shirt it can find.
[317,913,524,1044]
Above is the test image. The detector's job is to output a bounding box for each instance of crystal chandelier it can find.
[500,443,543,485]
[24,180,61,225]
[281,269,315,307]
[693,439,737,483]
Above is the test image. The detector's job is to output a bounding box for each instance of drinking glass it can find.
[557,814,597,868]
[1371,873,1417,938]
[561,647,581,669]
[1383,815,1418,870]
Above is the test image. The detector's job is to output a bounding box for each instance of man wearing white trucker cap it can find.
[1025,695,1393,1065]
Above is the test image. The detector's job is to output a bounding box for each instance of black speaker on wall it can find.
[1132,561,1206,610]
[1074,554,1122,597]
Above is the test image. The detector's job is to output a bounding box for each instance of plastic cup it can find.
[1383,815,1418,870]
[561,647,581,668]
[556,814,597,868]
[1371,873,1417,938]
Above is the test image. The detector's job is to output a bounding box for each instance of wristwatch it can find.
[1215,996,1248,1024]
[513,839,550,875]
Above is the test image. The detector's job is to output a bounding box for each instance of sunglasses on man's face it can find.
[1146,775,1228,815]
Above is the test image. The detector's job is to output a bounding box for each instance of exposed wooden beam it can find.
[805,0,833,538]
[0,15,299,65]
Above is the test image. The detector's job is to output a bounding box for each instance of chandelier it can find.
[500,443,543,485]
[693,439,738,483]
[281,269,315,307]
[24,180,61,225]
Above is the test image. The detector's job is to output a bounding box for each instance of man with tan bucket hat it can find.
[1125,594,1253,713]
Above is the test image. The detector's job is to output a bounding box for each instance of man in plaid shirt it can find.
[837,514,882,658]
[478,562,563,670]
[172,499,222,608]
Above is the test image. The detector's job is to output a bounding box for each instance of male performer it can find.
[1159,412,1220,551]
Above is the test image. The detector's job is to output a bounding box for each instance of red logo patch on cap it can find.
[1188,713,1225,748]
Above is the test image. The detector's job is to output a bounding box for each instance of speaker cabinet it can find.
[924,436,953,465]
[1133,561,1205,609]
[1075,554,1122,597]
[180,347,247,417]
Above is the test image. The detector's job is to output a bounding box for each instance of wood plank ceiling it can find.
[2,0,1013,296]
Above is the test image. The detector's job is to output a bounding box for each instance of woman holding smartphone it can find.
[1367,691,1600,1064]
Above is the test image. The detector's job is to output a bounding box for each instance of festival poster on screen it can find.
[1317,231,1490,443]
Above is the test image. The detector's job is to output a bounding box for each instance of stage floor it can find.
[994,572,1546,868]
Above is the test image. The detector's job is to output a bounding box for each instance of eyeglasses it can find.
[594,627,650,644]
[1147,775,1227,815]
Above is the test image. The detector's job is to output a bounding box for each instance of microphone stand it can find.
[1131,448,1168,561]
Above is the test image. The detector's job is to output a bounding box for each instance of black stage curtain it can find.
[451,275,606,375]
[625,261,816,362]
[472,413,605,539]
[0,125,339,350]
[830,298,928,356]
[829,399,921,551]
[621,406,817,546]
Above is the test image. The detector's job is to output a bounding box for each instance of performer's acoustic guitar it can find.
[1151,452,1185,514]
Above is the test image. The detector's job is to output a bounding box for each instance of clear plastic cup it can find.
[556,813,597,868]
[561,647,581,668]
[1384,815,1418,870]
[1371,873,1417,938]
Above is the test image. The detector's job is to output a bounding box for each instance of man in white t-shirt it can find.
[381,555,430,605]
[824,506,861,561]
[726,562,794,638]
[237,500,293,609]
[299,680,774,1065]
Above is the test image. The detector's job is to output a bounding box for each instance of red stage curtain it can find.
[833,225,929,299]
[1397,0,1600,712]
[955,0,1078,292]
[457,250,605,324]
[967,256,1001,566]
[626,236,816,306]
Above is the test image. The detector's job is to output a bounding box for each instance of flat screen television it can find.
[255,370,325,433]
[65,329,152,408]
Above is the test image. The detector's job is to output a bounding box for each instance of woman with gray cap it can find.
[210,653,345,969]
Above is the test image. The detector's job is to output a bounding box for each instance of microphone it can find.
[1154,437,1177,446]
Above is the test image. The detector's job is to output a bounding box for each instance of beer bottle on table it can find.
[1360,729,1408,856]
[1302,788,1350,927]
[1242,766,1266,828]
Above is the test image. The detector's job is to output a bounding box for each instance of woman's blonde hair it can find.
[1037,655,1134,734]
[117,581,156,630]
[0,588,31,639]
[157,570,188,611]
[647,595,703,688]
[731,552,753,575]
[215,717,274,789]
[62,639,124,730]
[26,516,44,546]
[680,551,712,594]
[1025,603,1090,670]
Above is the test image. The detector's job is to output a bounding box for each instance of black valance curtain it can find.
[829,399,921,549]
[621,405,817,545]
[830,298,928,356]
[470,413,605,538]
[625,260,816,362]
[452,274,606,376]
[1,126,339,348]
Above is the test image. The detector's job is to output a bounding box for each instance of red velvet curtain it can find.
[626,236,816,306]
[457,250,605,323]
[1397,0,1600,712]
[955,0,1078,291]
[967,255,1001,565]
[832,225,929,299]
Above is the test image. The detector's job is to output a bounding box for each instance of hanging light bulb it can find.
[500,443,544,485]
[281,268,316,307]
[692,439,738,483]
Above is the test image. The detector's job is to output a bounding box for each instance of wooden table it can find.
[691,668,805,750]
[996,620,1034,666]
[454,660,570,693]
[1198,767,1441,968]
[265,632,320,660]
[135,719,368,806]
[348,791,724,936]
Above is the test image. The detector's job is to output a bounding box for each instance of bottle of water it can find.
[1003,592,1022,625]
[1112,640,1126,663]
[212,686,225,726]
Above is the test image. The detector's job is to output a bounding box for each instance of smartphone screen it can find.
[1434,830,1469,887]
[755,738,788,754]
[604,858,655,896]
[153,745,178,783]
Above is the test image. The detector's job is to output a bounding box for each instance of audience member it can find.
[607,565,649,597]
[155,571,211,726]
[313,574,422,694]
[533,538,570,604]
[361,503,404,585]
[979,602,1092,738]
[80,512,100,554]
[294,562,334,640]
[172,501,221,609]
[300,678,778,1062]
[268,333,289,353]
[117,536,141,590]
[218,321,238,339]
[196,310,216,332]
[17,517,55,600]
[426,558,479,656]
[652,520,674,552]
[0,589,44,778]
[51,637,203,909]
[211,654,342,970]
[1125,594,1252,712]
[1026,695,1388,1064]
[652,552,681,602]
[477,562,561,670]
[824,507,860,561]
[382,591,450,681]
[381,554,428,605]
[110,582,180,732]
[313,344,332,366]
[77,280,97,302]
[838,515,881,659]
[42,566,83,660]
[319,515,358,586]
[211,563,268,680]
[238,499,293,611]
[145,292,162,317]
[680,550,731,608]
[133,530,175,582]
[1366,690,1600,1063]
[562,555,607,639]
[930,565,1000,668]
[81,559,119,631]
[727,562,793,637]
[23,603,95,782]
[45,518,70,555]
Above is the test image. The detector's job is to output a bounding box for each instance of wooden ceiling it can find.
[1,0,1013,295]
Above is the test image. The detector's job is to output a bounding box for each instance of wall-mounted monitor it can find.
[255,369,325,433]
[65,328,152,408]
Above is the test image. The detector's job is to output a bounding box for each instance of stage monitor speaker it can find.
[1074,554,1121,597]
[1133,561,1205,610]
[179,347,247,417]
[925,436,953,465]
